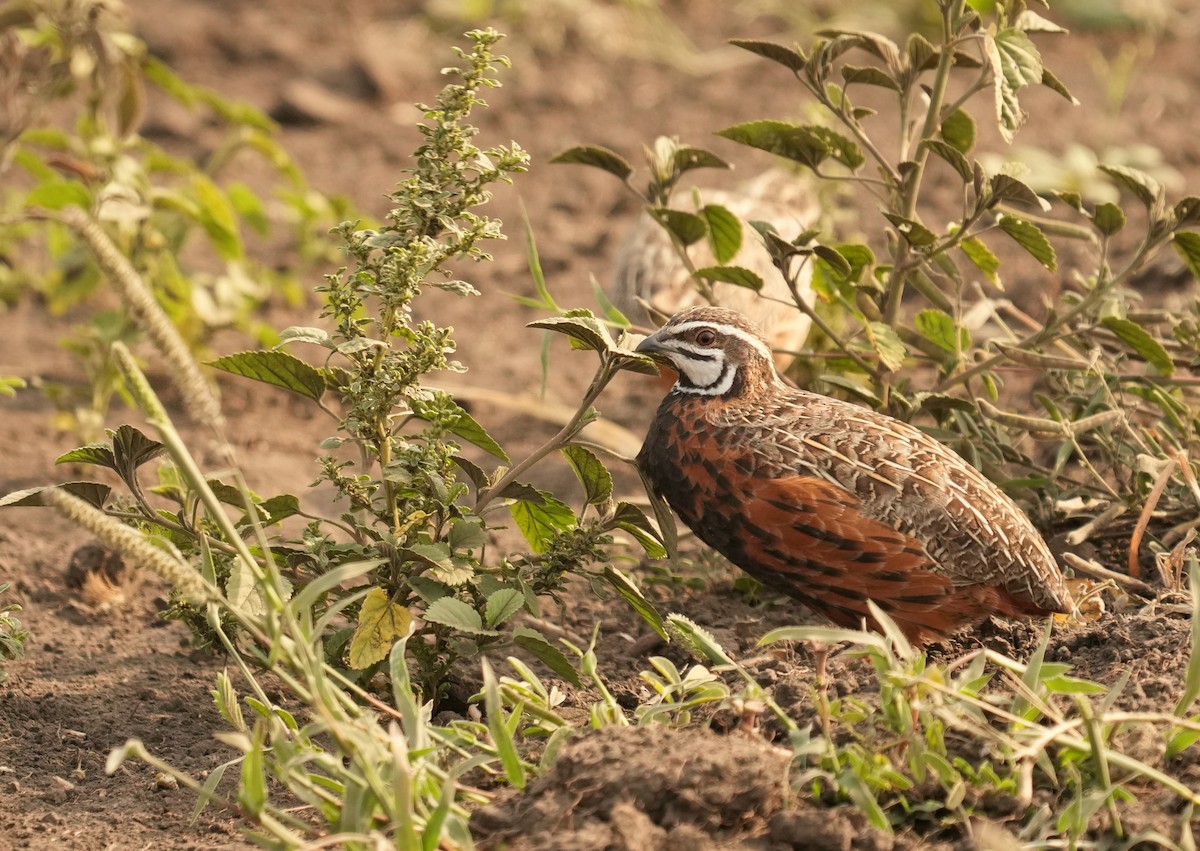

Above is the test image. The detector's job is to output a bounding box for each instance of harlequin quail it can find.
[635,307,1074,647]
[613,170,817,372]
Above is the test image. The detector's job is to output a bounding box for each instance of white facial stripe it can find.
[667,320,773,361]
[677,363,736,396]
[675,349,725,388]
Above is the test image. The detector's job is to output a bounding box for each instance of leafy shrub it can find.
[0,0,350,438]
[556,0,1200,570]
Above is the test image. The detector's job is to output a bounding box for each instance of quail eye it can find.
[695,328,716,346]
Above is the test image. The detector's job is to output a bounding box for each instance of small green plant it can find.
[555,0,1200,560]
[0,582,28,683]
[1,0,349,438]
[2,27,669,705]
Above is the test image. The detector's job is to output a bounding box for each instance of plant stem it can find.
[475,357,620,513]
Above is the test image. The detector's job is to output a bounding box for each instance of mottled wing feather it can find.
[734,475,995,642]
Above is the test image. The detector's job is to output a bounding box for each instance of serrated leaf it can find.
[923,140,972,182]
[693,265,764,291]
[55,443,116,469]
[411,391,509,462]
[406,542,453,571]
[915,309,968,353]
[347,588,412,669]
[985,28,1042,143]
[882,213,937,248]
[549,145,633,182]
[603,566,668,641]
[728,38,806,72]
[610,501,667,559]
[1091,202,1125,237]
[448,517,488,550]
[561,445,613,506]
[208,350,326,401]
[0,482,112,509]
[997,214,1056,270]
[1101,316,1174,375]
[423,596,494,635]
[278,326,332,347]
[700,204,742,264]
[485,588,525,628]
[940,108,975,154]
[512,627,582,686]
[528,313,614,354]
[510,491,576,553]
[648,208,706,247]
[959,236,1000,286]
[1098,164,1162,209]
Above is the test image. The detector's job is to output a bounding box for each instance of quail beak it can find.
[634,330,670,362]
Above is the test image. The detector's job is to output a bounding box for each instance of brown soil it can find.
[2,2,1200,849]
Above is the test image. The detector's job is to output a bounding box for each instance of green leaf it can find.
[728,38,806,72]
[1091,202,1125,236]
[841,65,899,91]
[1040,66,1078,104]
[1099,163,1162,208]
[882,213,936,248]
[510,491,576,553]
[255,494,300,527]
[346,588,413,669]
[673,146,731,176]
[997,215,1056,270]
[238,727,266,816]
[448,517,488,550]
[1174,197,1200,227]
[923,140,972,182]
[940,108,976,154]
[485,588,525,628]
[700,204,742,264]
[512,627,583,686]
[191,174,243,261]
[1101,317,1174,375]
[1174,232,1200,283]
[411,391,510,462]
[603,566,668,641]
[866,322,908,371]
[985,28,1042,142]
[25,179,93,210]
[528,311,615,354]
[716,120,863,171]
[561,445,613,506]
[0,482,111,509]
[648,208,707,247]
[915,309,968,353]
[423,596,496,635]
[990,174,1046,210]
[549,145,633,182]
[482,660,526,789]
[208,350,326,401]
[959,236,1000,286]
[693,265,764,291]
[813,245,853,280]
[610,501,667,559]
